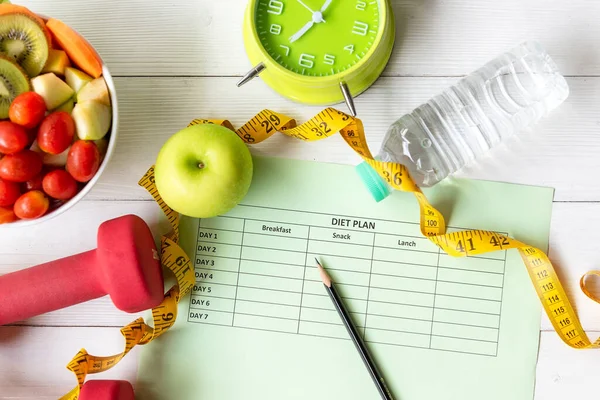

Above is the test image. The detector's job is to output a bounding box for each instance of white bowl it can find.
[3,65,118,228]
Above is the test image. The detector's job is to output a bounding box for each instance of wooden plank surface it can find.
[70,75,600,202]
[18,0,600,77]
[3,0,599,399]
[0,326,139,399]
[0,201,169,328]
[0,327,597,399]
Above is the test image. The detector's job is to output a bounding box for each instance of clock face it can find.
[254,0,382,77]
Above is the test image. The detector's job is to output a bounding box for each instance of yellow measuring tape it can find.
[61,108,600,398]
[59,166,195,399]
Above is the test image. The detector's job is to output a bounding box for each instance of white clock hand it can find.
[289,9,326,43]
[320,0,333,12]
[296,0,316,14]
[296,0,327,22]
[289,20,314,43]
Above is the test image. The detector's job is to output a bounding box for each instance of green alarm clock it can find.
[238,0,395,115]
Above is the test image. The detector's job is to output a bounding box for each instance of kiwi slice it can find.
[0,56,30,118]
[0,13,49,77]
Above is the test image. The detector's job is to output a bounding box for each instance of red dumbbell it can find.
[0,215,164,325]
[80,380,135,400]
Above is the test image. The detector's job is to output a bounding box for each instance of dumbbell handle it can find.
[0,214,164,326]
[0,250,102,325]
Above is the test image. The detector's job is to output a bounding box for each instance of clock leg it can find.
[237,62,266,87]
[340,81,357,117]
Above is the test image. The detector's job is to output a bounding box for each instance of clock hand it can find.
[320,0,333,12]
[296,0,317,14]
[289,9,326,43]
[296,0,326,21]
[289,20,314,43]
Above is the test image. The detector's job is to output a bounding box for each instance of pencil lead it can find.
[315,257,332,288]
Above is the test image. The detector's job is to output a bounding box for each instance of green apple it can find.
[154,124,253,218]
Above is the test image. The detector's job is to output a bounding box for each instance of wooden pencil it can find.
[315,258,395,400]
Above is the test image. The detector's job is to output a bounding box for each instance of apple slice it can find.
[95,138,108,162]
[77,77,110,106]
[41,49,70,76]
[65,67,92,94]
[31,73,75,110]
[31,140,70,167]
[72,100,112,140]
[44,146,70,167]
[54,97,75,113]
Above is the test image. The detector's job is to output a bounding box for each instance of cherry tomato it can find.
[13,190,49,219]
[66,141,100,182]
[23,170,45,191]
[42,169,78,200]
[9,92,47,129]
[0,121,29,154]
[25,128,37,147]
[49,198,66,211]
[37,112,75,155]
[0,206,17,224]
[0,177,21,206]
[0,150,43,182]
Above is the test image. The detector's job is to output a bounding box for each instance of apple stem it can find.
[198,162,205,169]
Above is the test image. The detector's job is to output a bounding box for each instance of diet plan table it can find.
[187,204,506,357]
[141,158,550,400]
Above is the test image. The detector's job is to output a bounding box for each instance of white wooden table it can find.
[1,0,599,398]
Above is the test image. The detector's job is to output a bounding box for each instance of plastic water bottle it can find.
[356,41,569,202]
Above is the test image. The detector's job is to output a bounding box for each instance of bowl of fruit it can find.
[0,4,117,226]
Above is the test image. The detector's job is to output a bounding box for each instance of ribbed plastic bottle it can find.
[357,41,569,202]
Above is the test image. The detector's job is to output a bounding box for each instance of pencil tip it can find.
[315,257,332,288]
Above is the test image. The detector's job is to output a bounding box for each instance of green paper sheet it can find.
[137,157,554,400]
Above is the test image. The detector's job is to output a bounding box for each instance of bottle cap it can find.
[355,162,390,202]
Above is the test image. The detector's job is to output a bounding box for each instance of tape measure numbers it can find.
[61,108,600,398]
[59,167,195,400]
[190,107,600,349]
